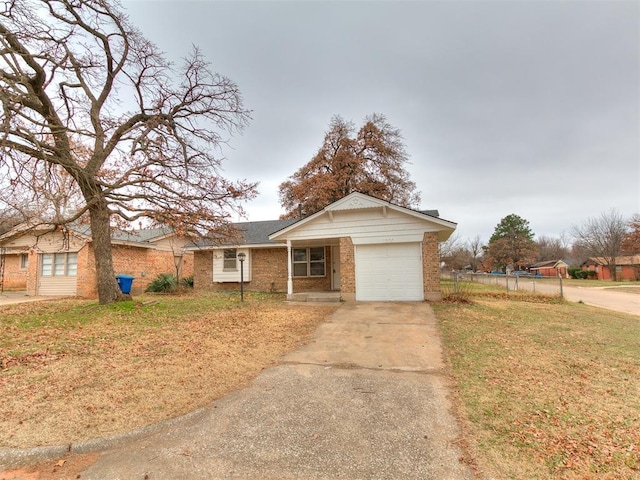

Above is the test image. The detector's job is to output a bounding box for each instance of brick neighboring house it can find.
[0,223,193,297]
[529,259,570,278]
[193,192,456,301]
[581,256,640,281]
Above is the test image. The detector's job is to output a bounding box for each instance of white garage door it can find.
[355,243,424,301]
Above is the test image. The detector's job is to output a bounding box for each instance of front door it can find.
[331,246,341,290]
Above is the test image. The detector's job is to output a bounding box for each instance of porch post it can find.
[286,240,293,296]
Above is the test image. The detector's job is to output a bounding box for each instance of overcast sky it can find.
[122,0,639,242]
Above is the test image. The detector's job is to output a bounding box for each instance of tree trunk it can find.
[88,201,122,304]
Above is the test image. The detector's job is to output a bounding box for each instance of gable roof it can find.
[530,259,568,269]
[270,192,456,242]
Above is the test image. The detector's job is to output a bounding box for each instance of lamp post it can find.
[238,252,246,302]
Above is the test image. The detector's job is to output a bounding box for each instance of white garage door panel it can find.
[355,243,423,301]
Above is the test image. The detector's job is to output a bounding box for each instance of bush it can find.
[180,276,194,288]
[441,277,474,303]
[568,268,597,279]
[568,267,582,279]
[145,273,177,293]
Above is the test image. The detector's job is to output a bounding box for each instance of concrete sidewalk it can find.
[5,302,475,479]
[0,291,68,306]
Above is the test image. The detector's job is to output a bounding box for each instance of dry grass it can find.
[434,290,640,480]
[605,286,640,295]
[0,292,339,448]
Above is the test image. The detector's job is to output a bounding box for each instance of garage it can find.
[268,192,456,302]
[355,243,424,301]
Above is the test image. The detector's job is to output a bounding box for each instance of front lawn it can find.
[0,292,339,448]
[434,288,640,479]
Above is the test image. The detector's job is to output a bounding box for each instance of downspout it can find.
[287,240,293,297]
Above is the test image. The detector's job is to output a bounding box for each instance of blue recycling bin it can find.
[115,275,135,294]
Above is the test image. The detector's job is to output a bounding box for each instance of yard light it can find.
[238,252,246,302]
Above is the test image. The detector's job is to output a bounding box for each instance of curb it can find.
[0,407,209,469]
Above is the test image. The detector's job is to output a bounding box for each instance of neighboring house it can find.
[529,260,569,278]
[0,222,194,297]
[192,192,456,301]
[581,256,640,281]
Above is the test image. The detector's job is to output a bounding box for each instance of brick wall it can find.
[1,254,28,290]
[74,244,195,298]
[193,250,213,290]
[76,244,96,298]
[193,247,332,294]
[339,237,355,301]
[251,248,288,292]
[422,232,441,301]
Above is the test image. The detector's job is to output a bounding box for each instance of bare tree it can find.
[439,232,462,261]
[571,209,628,281]
[466,235,485,272]
[438,233,466,270]
[278,114,420,218]
[535,235,570,262]
[0,0,257,303]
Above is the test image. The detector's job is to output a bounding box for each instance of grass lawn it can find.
[434,283,640,480]
[0,291,339,448]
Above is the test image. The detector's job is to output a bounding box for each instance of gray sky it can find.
[123,0,639,242]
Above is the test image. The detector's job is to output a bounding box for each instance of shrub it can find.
[145,273,178,293]
[568,267,582,279]
[180,276,194,288]
[568,268,597,280]
[441,277,474,303]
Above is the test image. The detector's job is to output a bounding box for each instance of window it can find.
[20,254,28,269]
[41,253,77,276]
[223,249,237,271]
[292,247,325,277]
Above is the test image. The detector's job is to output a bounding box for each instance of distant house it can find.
[529,260,569,278]
[581,256,640,281]
[192,192,457,301]
[0,222,194,297]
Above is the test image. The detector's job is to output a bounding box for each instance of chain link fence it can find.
[442,271,565,297]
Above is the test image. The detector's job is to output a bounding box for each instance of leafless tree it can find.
[0,0,257,303]
[571,209,628,281]
[439,232,461,262]
[535,235,570,262]
[466,235,485,272]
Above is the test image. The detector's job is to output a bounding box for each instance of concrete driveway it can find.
[53,302,474,479]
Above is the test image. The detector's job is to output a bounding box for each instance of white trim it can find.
[185,243,286,251]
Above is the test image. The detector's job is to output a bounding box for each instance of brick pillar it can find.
[77,244,97,298]
[26,248,38,296]
[339,237,355,302]
[422,232,441,301]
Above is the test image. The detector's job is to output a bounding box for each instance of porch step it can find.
[287,292,341,303]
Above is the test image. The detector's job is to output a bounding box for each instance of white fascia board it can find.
[186,243,285,251]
